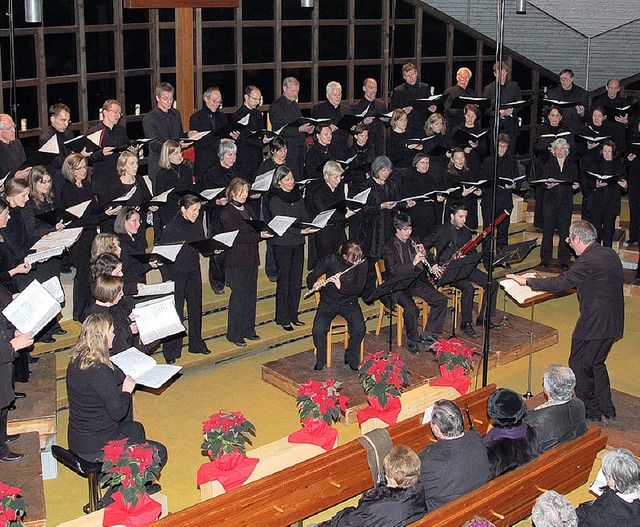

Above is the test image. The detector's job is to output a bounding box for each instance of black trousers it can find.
[628,172,640,242]
[162,270,206,361]
[0,406,9,457]
[569,337,616,419]
[392,281,447,342]
[226,266,258,342]
[452,268,498,326]
[208,253,226,290]
[540,198,572,265]
[273,244,304,326]
[312,302,365,369]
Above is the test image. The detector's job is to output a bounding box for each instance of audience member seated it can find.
[316,445,426,527]
[66,313,168,469]
[524,364,587,453]
[576,448,640,526]
[483,388,538,479]
[532,490,578,527]
[419,399,490,511]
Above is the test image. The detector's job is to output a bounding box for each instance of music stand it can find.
[365,270,421,354]
[436,252,484,337]
[493,239,537,268]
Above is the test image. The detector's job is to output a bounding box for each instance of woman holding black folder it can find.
[220,178,273,346]
[157,194,211,363]
[386,109,421,169]
[155,140,194,236]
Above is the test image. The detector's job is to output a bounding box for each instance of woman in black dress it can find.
[305,123,336,180]
[444,148,482,231]
[448,104,487,175]
[220,178,273,346]
[61,153,121,321]
[345,123,375,185]
[401,153,445,238]
[423,113,451,172]
[66,313,167,467]
[157,194,211,363]
[268,166,315,331]
[386,109,421,169]
[0,199,31,292]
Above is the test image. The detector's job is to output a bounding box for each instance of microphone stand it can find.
[7,0,19,128]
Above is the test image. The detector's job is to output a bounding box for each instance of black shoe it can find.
[166,359,176,365]
[625,240,638,247]
[267,275,277,283]
[53,329,68,336]
[189,348,211,355]
[586,415,602,423]
[419,333,438,348]
[539,263,549,269]
[408,342,421,356]
[14,392,26,399]
[28,355,41,363]
[40,337,56,344]
[281,324,294,332]
[461,323,479,338]
[245,335,261,341]
[6,434,20,443]
[233,340,247,347]
[213,285,225,295]
[146,482,162,495]
[291,321,305,327]
[8,403,16,411]
[313,364,324,371]
[0,451,23,462]
[561,263,569,270]
[475,317,501,330]
[501,263,512,269]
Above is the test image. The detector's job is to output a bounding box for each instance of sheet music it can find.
[134,281,175,297]
[187,131,211,141]
[2,280,61,335]
[237,113,250,126]
[269,215,297,237]
[152,244,183,262]
[588,467,608,497]
[31,227,83,251]
[25,246,65,265]
[213,229,239,247]
[421,405,434,424]
[399,194,429,202]
[39,135,60,154]
[336,154,357,166]
[143,176,154,195]
[86,129,103,146]
[111,347,182,389]
[66,200,92,218]
[356,103,370,117]
[132,295,186,345]
[306,209,335,229]
[200,187,225,201]
[42,276,65,303]
[500,273,548,305]
[0,172,8,187]
[64,134,84,145]
[350,187,371,205]
[251,170,275,192]
[113,185,137,202]
[150,188,173,203]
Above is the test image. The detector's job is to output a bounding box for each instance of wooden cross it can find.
[123,0,239,129]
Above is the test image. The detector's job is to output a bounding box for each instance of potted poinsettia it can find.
[196,410,259,491]
[100,439,163,527]
[288,378,348,451]
[0,481,26,527]
[430,337,476,395]
[357,351,409,426]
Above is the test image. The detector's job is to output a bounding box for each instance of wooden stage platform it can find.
[262,311,559,425]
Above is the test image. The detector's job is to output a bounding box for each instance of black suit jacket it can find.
[527,242,624,340]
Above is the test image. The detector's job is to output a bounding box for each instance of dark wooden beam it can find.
[124,0,238,8]
[175,8,195,130]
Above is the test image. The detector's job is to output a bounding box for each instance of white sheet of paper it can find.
[269,215,297,237]
[113,185,137,202]
[213,230,239,247]
[251,170,275,192]
[152,244,183,262]
[200,187,225,200]
[39,135,60,154]
[132,295,186,345]
[237,113,250,126]
[0,172,8,187]
[111,347,182,389]
[588,467,608,497]
[150,187,173,203]
[42,276,65,303]
[350,187,371,205]
[143,176,154,195]
[86,129,103,146]
[2,280,61,335]
[336,154,357,166]
[25,246,65,265]
[421,405,434,424]
[134,281,175,297]
[188,131,211,141]
[66,200,92,218]
[306,209,335,229]
[31,227,83,251]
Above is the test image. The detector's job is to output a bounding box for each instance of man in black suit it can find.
[389,63,436,135]
[0,114,29,180]
[507,220,624,422]
[419,399,490,511]
[40,103,76,204]
[351,78,387,157]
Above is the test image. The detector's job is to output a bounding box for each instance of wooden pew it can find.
[147,385,495,527]
[411,425,606,526]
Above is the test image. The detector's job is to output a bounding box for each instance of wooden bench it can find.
[148,386,494,527]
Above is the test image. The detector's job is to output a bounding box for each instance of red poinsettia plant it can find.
[201,410,256,461]
[296,378,349,425]
[0,481,25,527]
[358,351,410,407]
[431,337,476,372]
[100,439,162,508]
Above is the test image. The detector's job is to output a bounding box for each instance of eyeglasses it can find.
[248,95,261,101]
[107,109,122,116]
[73,165,87,171]
[126,218,142,224]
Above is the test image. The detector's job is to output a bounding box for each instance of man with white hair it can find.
[531,491,578,527]
[524,364,587,453]
[312,81,351,159]
[443,67,476,131]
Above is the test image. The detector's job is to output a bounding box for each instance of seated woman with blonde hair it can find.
[66,313,167,468]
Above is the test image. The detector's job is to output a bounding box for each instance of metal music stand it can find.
[493,239,538,268]
[436,251,484,337]
[365,271,421,354]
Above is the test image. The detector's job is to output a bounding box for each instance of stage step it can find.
[2,431,47,527]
